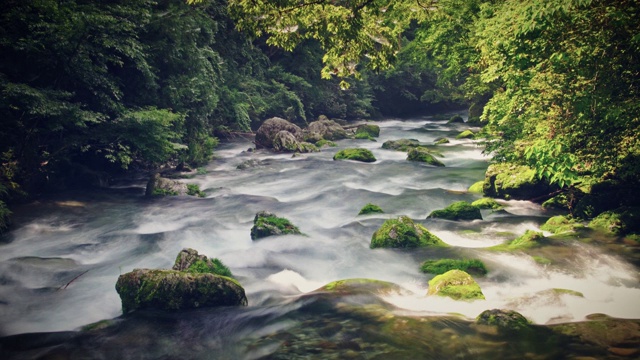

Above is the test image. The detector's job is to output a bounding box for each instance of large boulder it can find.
[588,207,640,236]
[476,309,531,333]
[333,148,376,162]
[427,269,485,301]
[115,269,247,313]
[272,130,318,153]
[305,119,348,141]
[371,216,446,249]
[427,201,482,220]
[483,163,554,200]
[255,117,303,149]
[354,124,380,140]
[251,211,302,240]
[145,173,187,197]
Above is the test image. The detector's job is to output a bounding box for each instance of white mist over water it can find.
[0,115,638,337]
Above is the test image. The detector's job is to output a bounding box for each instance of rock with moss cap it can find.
[428,201,482,220]
[173,248,233,278]
[381,138,420,151]
[316,278,404,296]
[427,270,485,301]
[541,215,583,234]
[359,203,384,215]
[495,230,545,251]
[115,269,247,313]
[371,216,446,249]
[333,148,376,163]
[588,207,640,236]
[434,137,450,145]
[251,211,302,240]
[255,117,303,149]
[407,147,445,167]
[483,163,554,200]
[455,129,475,139]
[354,124,380,140]
[145,173,187,197]
[420,258,487,276]
[468,181,484,193]
[476,309,531,333]
[306,119,348,141]
[272,131,318,153]
[471,198,502,210]
[448,115,464,123]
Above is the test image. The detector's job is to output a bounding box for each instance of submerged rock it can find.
[333,148,376,163]
[482,163,554,200]
[251,211,302,240]
[317,278,403,296]
[427,269,485,301]
[306,119,348,141]
[428,201,482,221]
[381,138,420,151]
[255,117,303,149]
[115,269,247,313]
[358,203,384,215]
[145,173,187,196]
[434,137,450,145]
[407,147,445,167]
[371,216,446,249]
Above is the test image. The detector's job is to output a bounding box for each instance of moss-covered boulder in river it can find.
[251,211,302,240]
[588,207,640,236]
[359,203,384,215]
[317,278,403,296]
[145,173,187,197]
[428,201,482,220]
[471,197,502,210]
[420,258,487,276]
[355,124,380,139]
[455,129,475,139]
[272,130,318,153]
[173,248,233,278]
[255,117,303,149]
[381,138,420,151]
[492,230,545,251]
[434,137,450,145]
[333,148,376,162]
[468,181,484,193]
[541,215,583,234]
[407,147,445,167]
[476,309,531,333]
[115,269,247,313]
[371,216,446,249]
[427,270,485,301]
[482,163,554,200]
[306,119,348,141]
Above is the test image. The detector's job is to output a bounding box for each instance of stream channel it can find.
[1,114,639,359]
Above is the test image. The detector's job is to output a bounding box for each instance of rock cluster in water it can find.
[115,248,247,313]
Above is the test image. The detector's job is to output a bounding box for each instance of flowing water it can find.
[1,115,639,359]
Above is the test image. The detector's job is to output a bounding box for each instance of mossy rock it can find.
[448,115,464,123]
[540,215,583,234]
[370,216,447,249]
[455,130,475,139]
[306,119,348,141]
[471,198,502,210]
[427,201,482,221]
[541,193,572,210]
[427,270,485,301]
[146,173,187,197]
[407,147,445,167]
[420,258,487,276]
[333,148,376,163]
[498,230,545,250]
[434,137,450,145]
[359,203,384,215]
[173,248,233,278]
[315,139,337,148]
[483,163,554,200]
[476,309,531,332]
[250,211,302,240]
[551,314,640,351]
[588,207,640,236]
[355,124,380,138]
[381,139,420,151]
[115,269,247,313]
[468,181,484,193]
[255,117,303,149]
[273,131,318,153]
[354,132,376,141]
[318,278,402,295]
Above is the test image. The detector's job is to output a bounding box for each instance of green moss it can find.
[468,181,484,193]
[407,147,445,166]
[588,207,640,236]
[333,148,376,163]
[625,233,640,243]
[427,201,482,221]
[448,115,464,123]
[186,184,205,198]
[321,278,400,295]
[471,197,502,210]
[483,163,551,200]
[541,194,570,210]
[420,258,488,276]
[354,132,376,140]
[355,124,380,138]
[476,309,531,331]
[434,137,450,145]
[152,188,178,196]
[185,258,233,278]
[298,141,319,153]
[381,139,420,151]
[370,216,447,249]
[551,288,584,297]
[251,211,302,240]
[541,215,583,234]
[315,139,337,148]
[509,230,545,250]
[427,270,485,301]
[359,203,384,215]
[455,130,475,139]
[532,256,552,265]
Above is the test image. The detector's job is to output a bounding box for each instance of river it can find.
[1,115,639,359]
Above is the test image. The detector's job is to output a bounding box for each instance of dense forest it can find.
[1,0,639,233]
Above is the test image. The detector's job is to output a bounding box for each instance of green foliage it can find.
[420,259,488,276]
[358,203,384,215]
[186,184,206,198]
[333,148,376,163]
[152,188,178,197]
[428,201,482,221]
[185,258,233,278]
